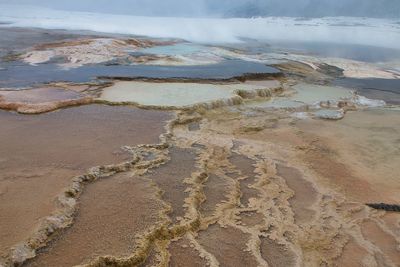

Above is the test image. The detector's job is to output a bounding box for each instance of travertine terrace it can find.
[0,28,399,267]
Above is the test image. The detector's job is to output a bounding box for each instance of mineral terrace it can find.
[0,28,399,267]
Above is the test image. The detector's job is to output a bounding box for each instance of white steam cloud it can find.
[0,4,399,49]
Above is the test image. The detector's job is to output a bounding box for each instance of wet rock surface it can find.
[0,86,96,114]
[0,105,171,265]
[27,173,165,267]
[1,27,399,267]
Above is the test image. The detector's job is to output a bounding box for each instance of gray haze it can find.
[2,0,400,18]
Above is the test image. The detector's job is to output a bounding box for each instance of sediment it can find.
[0,53,398,267]
[1,80,398,267]
[0,106,172,267]
[1,93,399,267]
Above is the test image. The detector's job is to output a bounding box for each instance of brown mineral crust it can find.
[360,220,400,266]
[196,224,259,266]
[0,105,171,262]
[33,39,95,50]
[238,211,264,227]
[33,38,174,51]
[123,38,178,48]
[200,174,231,218]
[144,147,198,223]
[260,237,297,267]
[27,173,165,267]
[229,153,259,206]
[275,164,317,224]
[0,87,96,114]
[21,37,182,69]
[0,67,398,267]
[168,237,207,267]
[0,97,94,114]
[333,239,371,267]
[172,100,400,267]
[295,109,400,203]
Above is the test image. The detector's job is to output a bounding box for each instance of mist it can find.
[1,0,399,18]
[0,1,399,49]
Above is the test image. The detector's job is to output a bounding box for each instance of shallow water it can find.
[0,105,170,256]
[0,87,82,103]
[100,81,267,107]
[268,41,400,63]
[248,83,353,109]
[28,173,165,267]
[0,59,279,88]
[334,78,400,105]
[296,107,400,202]
[291,83,353,104]
[223,39,400,63]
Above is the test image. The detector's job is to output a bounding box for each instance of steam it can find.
[0,0,212,17]
[1,0,399,18]
[0,3,399,49]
